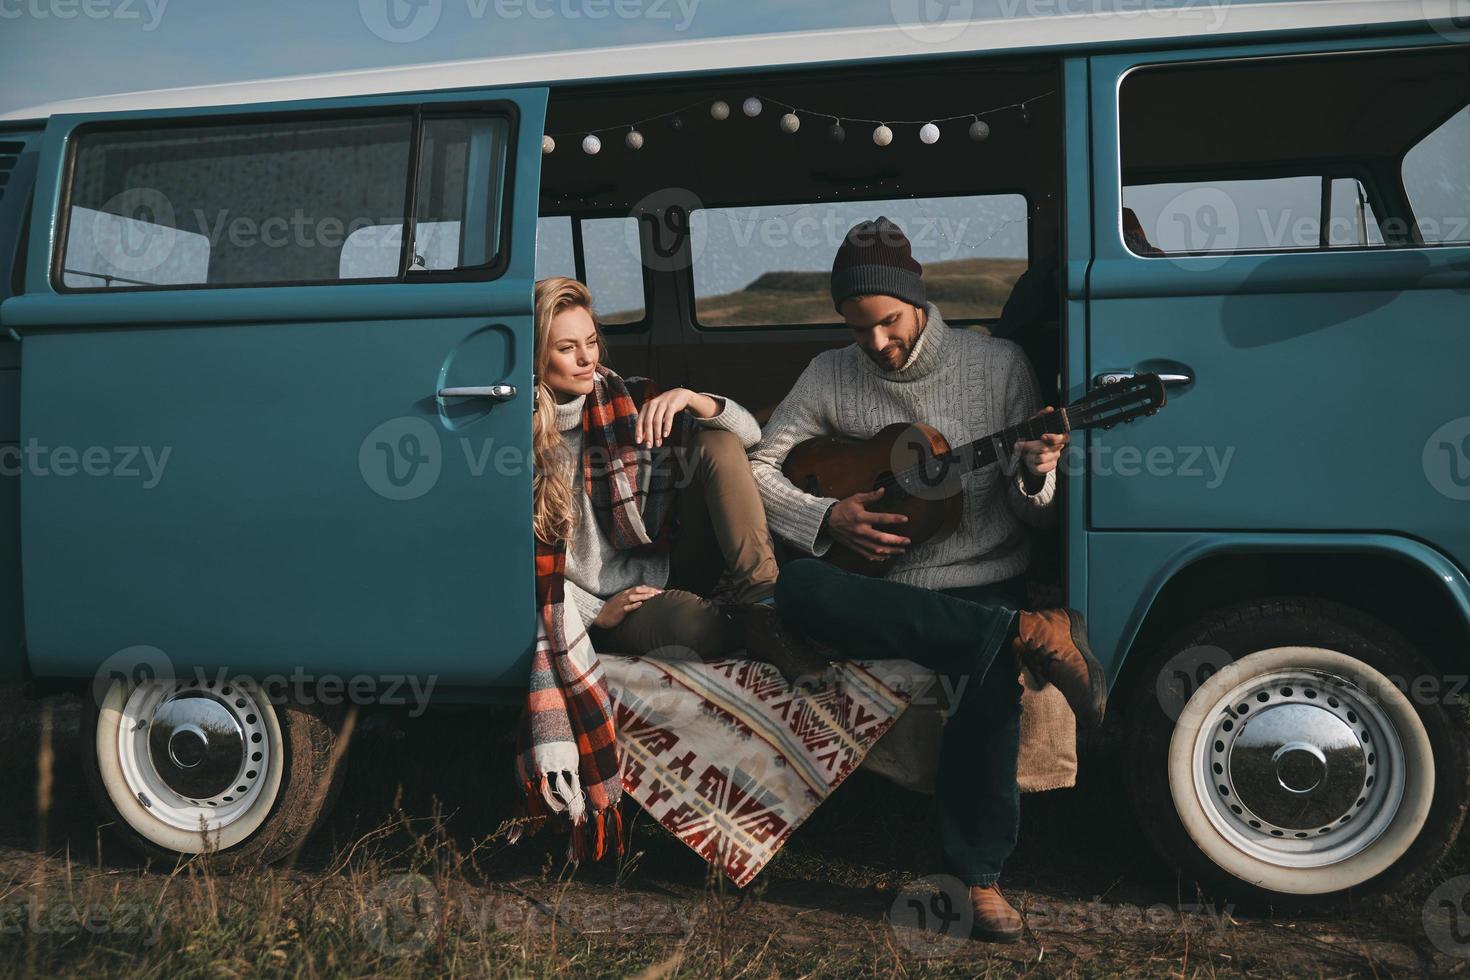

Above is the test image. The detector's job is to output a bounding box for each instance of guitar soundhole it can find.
[802,475,821,495]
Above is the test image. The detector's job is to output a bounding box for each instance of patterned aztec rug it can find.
[600,656,932,888]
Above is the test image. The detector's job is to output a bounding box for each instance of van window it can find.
[341,116,511,278]
[535,214,645,326]
[1118,47,1468,256]
[1403,105,1470,245]
[1123,176,1382,254]
[58,112,515,291]
[690,195,1028,328]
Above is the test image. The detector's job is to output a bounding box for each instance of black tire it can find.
[81,678,350,868]
[1123,597,1469,910]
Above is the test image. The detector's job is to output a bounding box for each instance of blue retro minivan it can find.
[0,0,1466,906]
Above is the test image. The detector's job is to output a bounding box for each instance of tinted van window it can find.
[1119,47,1468,256]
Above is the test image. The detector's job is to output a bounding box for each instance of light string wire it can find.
[546,89,1056,141]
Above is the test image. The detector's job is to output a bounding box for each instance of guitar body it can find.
[781,422,964,576]
[775,373,1170,578]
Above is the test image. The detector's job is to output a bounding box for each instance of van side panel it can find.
[0,130,38,681]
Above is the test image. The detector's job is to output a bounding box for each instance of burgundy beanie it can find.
[830,216,927,312]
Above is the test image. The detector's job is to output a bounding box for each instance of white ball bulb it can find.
[743,97,763,118]
[710,100,730,121]
[919,123,941,145]
[969,119,991,142]
[541,135,556,155]
[779,113,800,134]
[872,124,894,147]
[582,134,602,155]
[625,129,644,150]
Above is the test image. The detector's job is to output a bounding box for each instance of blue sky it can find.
[0,0,1304,118]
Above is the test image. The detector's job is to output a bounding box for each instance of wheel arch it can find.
[1108,535,1470,703]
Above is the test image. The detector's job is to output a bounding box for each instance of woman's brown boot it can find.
[1013,608,1107,729]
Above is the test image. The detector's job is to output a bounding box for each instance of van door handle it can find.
[1093,371,1192,387]
[438,385,517,400]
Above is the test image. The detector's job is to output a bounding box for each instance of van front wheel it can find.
[82,677,348,866]
[1125,598,1469,907]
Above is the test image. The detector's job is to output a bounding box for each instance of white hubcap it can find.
[99,677,283,851]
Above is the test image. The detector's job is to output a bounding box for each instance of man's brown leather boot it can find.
[728,603,830,687]
[1013,608,1107,729]
[970,884,1024,943]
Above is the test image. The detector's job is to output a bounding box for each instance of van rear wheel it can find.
[82,676,348,866]
[1124,598,1469,908]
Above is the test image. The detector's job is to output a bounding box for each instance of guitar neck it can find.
[945,409,1069,475]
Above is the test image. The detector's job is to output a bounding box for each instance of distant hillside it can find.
[689,256,1028,327]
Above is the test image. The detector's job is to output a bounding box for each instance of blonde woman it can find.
[531,276,811,670]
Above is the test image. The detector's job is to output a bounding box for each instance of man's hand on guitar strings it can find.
[825,487,912,562]
[1012,407,1070,488]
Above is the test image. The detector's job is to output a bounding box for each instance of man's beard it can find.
[862,308,920,370]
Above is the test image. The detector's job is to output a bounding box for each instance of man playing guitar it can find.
[748,217,1106,943]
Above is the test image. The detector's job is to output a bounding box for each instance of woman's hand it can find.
[636,388,721,447]
[591,584,663,629]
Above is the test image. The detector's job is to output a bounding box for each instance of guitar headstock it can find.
[1065,373,1167,431]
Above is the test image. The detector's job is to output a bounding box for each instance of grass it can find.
[0,693,1463,978]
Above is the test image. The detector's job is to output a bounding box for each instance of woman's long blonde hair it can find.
[532,276,608,545]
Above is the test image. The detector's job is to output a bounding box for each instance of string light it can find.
[540,90,1052,155]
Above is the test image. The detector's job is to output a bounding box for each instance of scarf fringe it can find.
[514,782,624,863]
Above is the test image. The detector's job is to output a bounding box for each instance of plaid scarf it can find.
[513,366,698,862]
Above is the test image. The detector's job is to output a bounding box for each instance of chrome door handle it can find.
[1093,371,1192,387]
[438,384,517,400]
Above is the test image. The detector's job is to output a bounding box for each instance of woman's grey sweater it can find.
[555,391,761,628]
[748,304,1056,591]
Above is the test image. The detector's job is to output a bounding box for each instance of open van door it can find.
[0,133,37,681]
[7,87,548,692]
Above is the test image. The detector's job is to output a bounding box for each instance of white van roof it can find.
[0,0,1446,123]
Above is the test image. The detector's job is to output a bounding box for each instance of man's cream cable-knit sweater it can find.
[749,303,1056,592]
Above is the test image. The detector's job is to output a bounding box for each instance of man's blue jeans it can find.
[775,558,1024,886]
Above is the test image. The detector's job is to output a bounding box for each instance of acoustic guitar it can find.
[781,373,1168,575]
